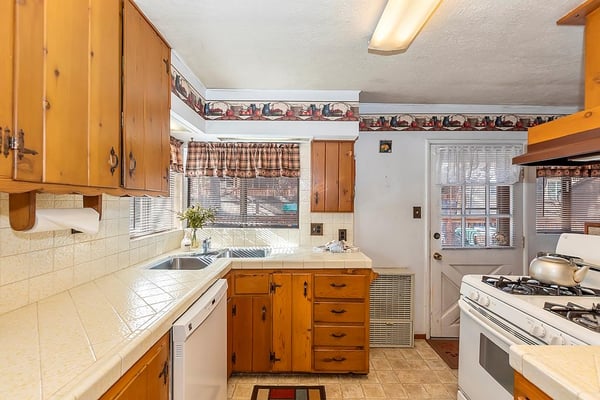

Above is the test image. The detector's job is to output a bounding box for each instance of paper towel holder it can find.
[8,191,103,231]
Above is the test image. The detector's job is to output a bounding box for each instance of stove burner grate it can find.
[481,276,600,297]
[544,302,600,333]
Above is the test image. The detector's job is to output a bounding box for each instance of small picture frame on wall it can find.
[584,222,600,235]
[379,140,392,153]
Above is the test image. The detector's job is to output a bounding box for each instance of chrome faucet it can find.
[202,237,211,253]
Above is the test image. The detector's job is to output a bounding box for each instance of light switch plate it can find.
[413,206,422,219]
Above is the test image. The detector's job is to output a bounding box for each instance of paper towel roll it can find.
[25,208,100,235]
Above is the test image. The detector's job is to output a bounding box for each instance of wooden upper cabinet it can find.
[123,0,171,194]
[311,140,355,212]
[0,0,14,179]
[11,0,121,187]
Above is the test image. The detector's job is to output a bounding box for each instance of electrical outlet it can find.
[338,229,347,241]
[311,223,323,236]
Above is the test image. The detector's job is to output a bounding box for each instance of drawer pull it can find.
[330,283,347,288]
[324,356,347,362]
[304,281,308,297]
[330,309,347,314]
[331,332,347,338]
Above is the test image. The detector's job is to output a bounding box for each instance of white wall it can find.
[354,129,539,335]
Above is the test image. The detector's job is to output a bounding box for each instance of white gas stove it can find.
[457,233,600,400]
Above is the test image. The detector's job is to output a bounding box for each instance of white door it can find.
[429,143,524,338]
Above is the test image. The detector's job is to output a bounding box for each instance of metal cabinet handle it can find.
[13,129,38,160]
[314,191,319,204]
[330,282,347,288]
[261,305,267,321]
[128,151,137,177]
[433,252,442,261]
[158,360,168,385]
[108,147,119,175]
[330,332,347,338]
[164,167,169,183]
[330,309,346,314]
[303,281,308,297]
[2,127,10,157]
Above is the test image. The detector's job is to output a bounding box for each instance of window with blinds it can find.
[129,172,178,238]
[536,176,600,233]
[188,175,299,228]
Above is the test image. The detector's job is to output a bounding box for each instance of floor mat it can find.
[251,385,326,400]
[426,338,459,369]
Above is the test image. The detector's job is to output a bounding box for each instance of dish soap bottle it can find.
[181,230,192,252]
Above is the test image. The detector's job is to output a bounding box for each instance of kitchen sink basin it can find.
[149,256,214,270]
[218,247,271,258]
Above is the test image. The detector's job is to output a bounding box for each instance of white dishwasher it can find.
[172,279,228,400]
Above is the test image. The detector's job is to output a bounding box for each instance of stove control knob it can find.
[479,296,490,307]
[530,325,546,338]
[468,291,480,301]
[549,335,566,345]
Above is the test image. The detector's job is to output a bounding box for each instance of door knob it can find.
[433,252,442,261]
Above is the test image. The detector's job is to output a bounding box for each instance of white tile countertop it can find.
[510,345,600,400]
[0,247,371,400]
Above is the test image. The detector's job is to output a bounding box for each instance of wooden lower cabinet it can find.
[227,268,373,375]
[313,271,371,373]
[100,333,170,400]
[513,371,552,400]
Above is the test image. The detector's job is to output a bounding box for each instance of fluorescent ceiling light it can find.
[368,0,443,53]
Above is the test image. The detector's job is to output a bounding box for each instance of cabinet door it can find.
[291,273,312,372]
[338,141,355,212]
[311,141,326,212]
[231,295,253,372]
[272,272,312,372]
[272,273,293,371]
[252,295,272,372]
[13,0,44,182]
[0,0,13,179]
[101,333,170,400]
[89,0,121,188]
[311,140,355,212]
[122,0,170,193]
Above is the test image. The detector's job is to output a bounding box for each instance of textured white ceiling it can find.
[135,0,586,107]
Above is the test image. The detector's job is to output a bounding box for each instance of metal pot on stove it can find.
[528,253,595,286]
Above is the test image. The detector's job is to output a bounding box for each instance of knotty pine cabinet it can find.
[313,272,370,373]
[513,371,552,400]
[227,268,373,374]
[100,332,170,400]
[0,0,13,180]
[1,0,171,230]
[311,140,355,212]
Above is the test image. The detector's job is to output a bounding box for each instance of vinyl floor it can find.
[227,339,459,399]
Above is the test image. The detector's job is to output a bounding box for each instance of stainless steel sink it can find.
[149,256,214,270]
[218,247,271,258]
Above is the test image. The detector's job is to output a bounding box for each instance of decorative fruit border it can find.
[358,113,563,131]
[171,66,359,122]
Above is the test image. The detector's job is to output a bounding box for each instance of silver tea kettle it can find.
[529,253,593,286]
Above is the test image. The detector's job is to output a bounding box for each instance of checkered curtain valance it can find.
[170,137,184,172]
[186,142,300,178]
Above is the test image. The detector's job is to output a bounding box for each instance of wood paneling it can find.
[586,7,600,108]
[311,140,355,212]
[513,371,552,400]
[291,273,312,372]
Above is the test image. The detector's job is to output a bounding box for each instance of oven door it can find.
[457,298,542,400]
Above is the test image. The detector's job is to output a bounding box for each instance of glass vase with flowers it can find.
[176,204,216,249]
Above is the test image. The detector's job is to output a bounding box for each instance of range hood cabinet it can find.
[512,106,600,166]
[514,0,600,166]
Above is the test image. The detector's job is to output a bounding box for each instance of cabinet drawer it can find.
[314,274,366,299]
[314,302,365,323]
[313,349,367,372]
[314,325,365,347]
[233,273,270,295]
